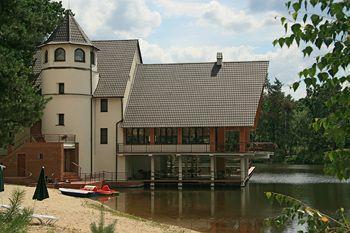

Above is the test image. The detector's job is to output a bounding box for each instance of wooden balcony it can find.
[117,144,211,154]
[116,142,276,155]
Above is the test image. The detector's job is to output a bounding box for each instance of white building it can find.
[1,11,271,187]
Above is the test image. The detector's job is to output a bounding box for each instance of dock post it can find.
[149,154,155,190]
[210,154,215,189]
[240,157,248,187]
[177,154,182,190]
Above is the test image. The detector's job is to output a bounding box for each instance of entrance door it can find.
[17,154,26,176]
[64,149,78,172]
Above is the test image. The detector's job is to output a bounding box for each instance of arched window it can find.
[74,48,85,62]
[44,50,48,63]
[54,48,65,61]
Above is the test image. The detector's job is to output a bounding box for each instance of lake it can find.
[100,164,350,232]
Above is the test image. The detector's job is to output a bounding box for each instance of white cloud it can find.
[105,0,161,38]
[153,0,278,34]
[139,39,173,63]
[56,0,116,36]
[57,0,161,38]
[153,0,206,17]
[198,1,278,33]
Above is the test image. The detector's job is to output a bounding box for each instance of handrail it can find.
[17,167,33,178]
[71,162,82,177]
[31,134,76,143]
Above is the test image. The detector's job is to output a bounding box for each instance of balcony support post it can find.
[149,154,155,190]
[177,154,182,190]
[210,154,215,189]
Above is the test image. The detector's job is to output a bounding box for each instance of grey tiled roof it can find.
[122,61,268,128]
[42,10,93,46]
[92,40,140,97]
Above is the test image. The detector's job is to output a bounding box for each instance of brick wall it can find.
[0,142,65,181]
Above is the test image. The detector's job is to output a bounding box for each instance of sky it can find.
[56,0,317,99]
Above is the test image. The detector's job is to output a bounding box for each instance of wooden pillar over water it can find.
[149,154,155,190]
[210,154,215,189]
[240,157,249,187]
[177,154,182,190]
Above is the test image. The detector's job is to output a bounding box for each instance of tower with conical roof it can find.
[39,10,98,174]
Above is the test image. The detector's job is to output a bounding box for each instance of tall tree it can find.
[253,78,295,161]
[274,0,349,179]
[0,0,65,147]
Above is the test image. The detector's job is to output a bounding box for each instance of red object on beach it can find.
[96,185,118,195]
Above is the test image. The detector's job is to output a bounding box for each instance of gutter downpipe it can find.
[90,49,93,174]
[115,97,124,180]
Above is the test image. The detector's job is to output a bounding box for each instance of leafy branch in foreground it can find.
[90,204,116,233]
[265,192,350,233]
[0,189,33,233]
[273,0,349,180]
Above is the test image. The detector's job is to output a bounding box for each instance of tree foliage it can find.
[0,0,65,147]
[90,204,116,233]
[265,1,349,232]
[253,78,296,162]
[265,192,350,233]
[0,189,33,233]
[273,0,349,179]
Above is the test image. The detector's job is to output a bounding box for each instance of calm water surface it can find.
[100,164,350,232]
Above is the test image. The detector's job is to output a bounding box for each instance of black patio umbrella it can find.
[0,165,4,192]
[32,167,49,201]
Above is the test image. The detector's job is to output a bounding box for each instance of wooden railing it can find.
[116,142,276,154]
[117,144,211,154]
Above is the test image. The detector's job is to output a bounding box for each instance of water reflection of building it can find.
[105,188,266,233]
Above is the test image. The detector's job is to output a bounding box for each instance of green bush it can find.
[90,204,116,233]
[0,189,33,233]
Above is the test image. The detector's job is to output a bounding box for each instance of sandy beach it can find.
[1,185,197,233]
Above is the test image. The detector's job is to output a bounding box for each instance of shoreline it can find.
[1,184,197,233]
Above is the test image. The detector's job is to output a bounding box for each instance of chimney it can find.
[216,52,223,66]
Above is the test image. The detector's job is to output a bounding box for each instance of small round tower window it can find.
[44,50,48,63]
[54,48,65,61]
[74,48,85,62]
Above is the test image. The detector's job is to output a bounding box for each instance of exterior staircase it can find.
[62,172,81,182]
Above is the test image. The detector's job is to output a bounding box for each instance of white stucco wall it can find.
[93,98,123,172]
[40,43,96,173]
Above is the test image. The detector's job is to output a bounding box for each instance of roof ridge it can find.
[92,39,139,42]
[139,60,269,66]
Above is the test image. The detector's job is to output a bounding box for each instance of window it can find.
[155,128,177,144]
[100,128,108,144]
[182,127,210,144]
[125,128,150,145]
[74,48,85,62]
[58,83,64,94]
[44,50,48,63]
[38,153,43,160]
[100,99,108,112]
[58,114,64,126]
[54,48,65,61]
[90,51,95,65]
